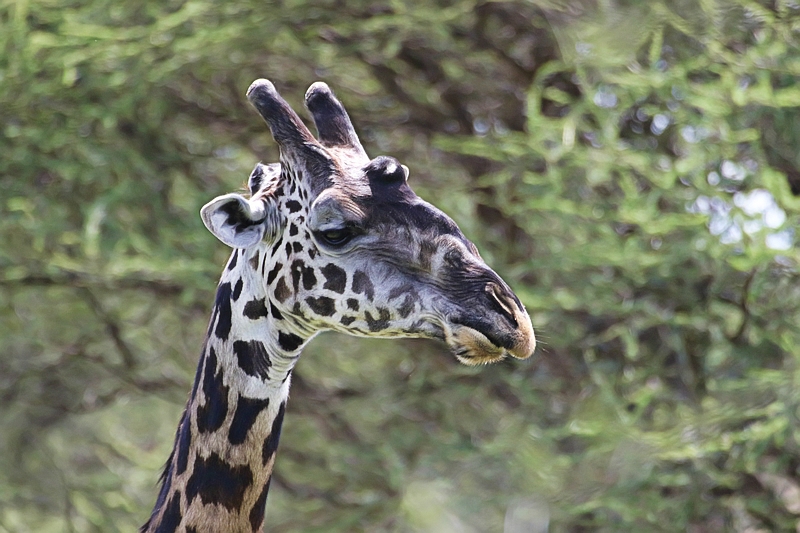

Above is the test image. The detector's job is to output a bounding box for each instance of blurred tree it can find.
[1,0,799,531]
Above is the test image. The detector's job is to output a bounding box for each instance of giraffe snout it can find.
[485,282,535,360]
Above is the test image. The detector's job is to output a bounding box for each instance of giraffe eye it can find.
[318,228,352,246]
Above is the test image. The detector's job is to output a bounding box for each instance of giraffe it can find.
[142,79,535,532]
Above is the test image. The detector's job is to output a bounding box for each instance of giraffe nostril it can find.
[485,283,518,329]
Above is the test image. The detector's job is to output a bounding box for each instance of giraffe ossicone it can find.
[143,80,535,532]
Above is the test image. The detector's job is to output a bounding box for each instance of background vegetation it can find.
[2,0,800,531]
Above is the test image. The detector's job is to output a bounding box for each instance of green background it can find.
[2,0,800,531]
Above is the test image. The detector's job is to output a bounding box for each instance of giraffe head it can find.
[201,80,534,365]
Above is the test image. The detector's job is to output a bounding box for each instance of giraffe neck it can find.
[143,248,310,533]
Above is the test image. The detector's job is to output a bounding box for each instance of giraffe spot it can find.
[284,241,292,257]
[289,224,298,236]
[302,263,318,290]
[186,452,253,511]
[365,307,391,332]
[249,479,271,532]
[352,270,375,299]
[277,331,303,352]
[286,199,302,213]
[270,236,283,257]
[233,340,271,380]
[292,242,303,253]
[232,278,243,301]
[418,240,438,272]
[158,492,183,531]
[321,264,347,293]
[270,301,284,320]
[243,298,269,320]
[228,396,270,445]
[308,247,318,259]
[262,402,286,465]
[346,298,359,311]
[196,349,229,434]
[305,296,336,317]
[227,250,238,270]
[176,411,191,475]
[340,316,356,326]
[290,259,317,292]
[210,282,233,341]
[249,251,260,271]
[266,263,282,285]
[398,294,417,318]
[274,277,291,303]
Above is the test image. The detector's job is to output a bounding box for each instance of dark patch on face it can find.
[209,282,233,341]
[243,298,269,320]
[196,348,229,434]
[321,264,347,293]
[305,296,336,317]
[270,301,284,320]
[346,298,359,311]
[284,241,292,258]
[388,284,415,300]
[274,277,291,303]
[249,251,260,271]
[365,307,391,332]
[289,224,298,236]
[176,411,191,475]
[352,270,374,299]
[158,492,183,532]
[262,402,286,465]
[398,294,417,318]
[340,316,355,326]
[286,199,302,213]
[290,259,317,293]
[418,240,438,272]
[233,278,243,301]
[292,242,303,254]
[308,247,318,259]
[248,479,271,531]
[266,263,282,285]
[186,452,253,511]
[277,331,304,352]
[233,340,272,380]
[228,395,270,445]
[227,250,238,271]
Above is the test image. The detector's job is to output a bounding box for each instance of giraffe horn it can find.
[247,79,319,152]
[304,82,367,158]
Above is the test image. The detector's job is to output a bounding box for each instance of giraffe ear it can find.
[200,193,279,248]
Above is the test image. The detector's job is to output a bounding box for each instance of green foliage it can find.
[1,0,799,531]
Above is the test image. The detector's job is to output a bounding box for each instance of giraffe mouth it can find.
[443,305,536,366]
[447,324,508,365]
